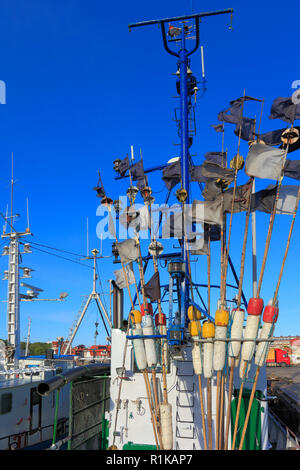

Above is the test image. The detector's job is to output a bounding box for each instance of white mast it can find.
[25,317,31,356]
[63,248,112,354]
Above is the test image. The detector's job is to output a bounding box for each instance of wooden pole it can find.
[238,367,260,450]
[143,370,160,449]
[216,371,221,449]
[238,184,300,451]
[207,377,213,450]
[224,357,235,449]
[185,235,208,450]
[231,361,248,450]
[219,373,225,449]
[206,228,213,450]
[223,178,254,450]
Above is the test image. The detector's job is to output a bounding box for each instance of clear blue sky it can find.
[0,0,299,347]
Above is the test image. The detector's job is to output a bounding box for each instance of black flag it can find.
[202,179,222,201]
[162,160,181,190]
[283,159,300,181]
[234,117,256,142]
[211,124,224,132]
[119,156,130,176]
[259,128,286,146]
[144,271,161,302]
[201,161,235,183]
[269,97,300,124]
[204,223,221,242]
[131,160,145,189]
[218,96,262,124]
[190,165,207,183]
[204,151,226,166]
[223,180,253,213]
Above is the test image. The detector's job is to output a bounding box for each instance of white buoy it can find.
[192,339,202,375]
[142,315,157,368]
[213,309,229,372]
[255,322,274,368]
[132,325,147,371]
[239,358,250,380]
[228,308,245,364]
[255,301,279,368]
[202,322,215,379]
[203,341,214,379]
[213,326,227,372]
[160,402,173,450]
[241,314,260,363]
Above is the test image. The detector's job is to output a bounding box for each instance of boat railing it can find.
[0,366,57,381]
[268,407,300,450]
[38,364,111,450]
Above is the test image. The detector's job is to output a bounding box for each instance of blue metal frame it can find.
[124,9,234,345]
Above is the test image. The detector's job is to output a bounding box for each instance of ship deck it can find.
[267,365,300,438]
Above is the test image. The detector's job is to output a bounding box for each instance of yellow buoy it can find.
[187,305,201,321]
[202,321,215,338]
[130,309,142,325]
[215,309,229,327]
[189,320,201,337]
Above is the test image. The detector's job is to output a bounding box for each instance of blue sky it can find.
[0,0,299,347]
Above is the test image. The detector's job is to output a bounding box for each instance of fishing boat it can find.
[34,8,300,452]
[89,9,300,451]
[0,177,80,450]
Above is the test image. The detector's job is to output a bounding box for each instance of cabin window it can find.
[0,393,12,414]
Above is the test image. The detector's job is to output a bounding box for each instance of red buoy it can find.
[155,313,166,326]
[231,308,245,314]
[262,305,279,324]
[141,303,153,316]
[247,298,264,316]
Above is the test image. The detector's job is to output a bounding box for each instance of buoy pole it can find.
[238,183,300,451]
[143,369,160,449]
[207,377,213,450]
[136,238,162,448]
[224,177,254,450]
[219,373,225,449]
[231,361,248,450]
[185,237,208,450]
[237,367,260,450]
[216,371,221,449]
[224,357,235,449]
[235,136,292,451]
[206,230,213,450]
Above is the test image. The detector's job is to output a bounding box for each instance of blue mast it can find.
[127,9,233,340]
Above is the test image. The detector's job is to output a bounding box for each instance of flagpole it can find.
[251,99,264,296]
[225,177,253,449]
[230,112,260,449]
[251,178,258,297]
[238,184,300,451]
[98,173,160,449]
[217,91,246,449]
[206,228,213,450]
[185,236,208,450]
[144,185,172,449]
[238,131,294,450]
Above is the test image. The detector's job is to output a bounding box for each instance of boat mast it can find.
[63,248,112,354]
[128,8,233,325]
